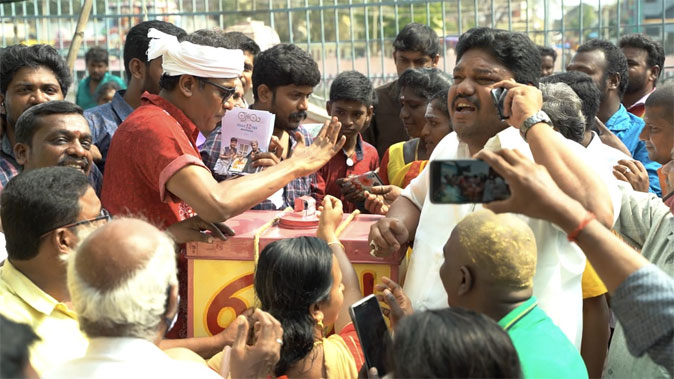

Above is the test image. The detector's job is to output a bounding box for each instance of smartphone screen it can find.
[349,294,390,375]
[429,159,511,204]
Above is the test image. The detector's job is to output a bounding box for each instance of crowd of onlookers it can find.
[0,18,672,379]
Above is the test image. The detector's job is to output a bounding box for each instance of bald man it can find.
[437,210,587,378]
[46,218,283,379]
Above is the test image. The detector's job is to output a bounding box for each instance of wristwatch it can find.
[520,110,552,141]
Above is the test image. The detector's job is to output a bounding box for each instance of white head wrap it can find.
[146,28,244,79]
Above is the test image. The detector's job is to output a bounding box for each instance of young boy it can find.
[314,71,379,213]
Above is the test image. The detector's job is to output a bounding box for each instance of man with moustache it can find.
[102,31,344,336]
[200,43,325,209]
[0,44,73,190]
[369,27,619,349]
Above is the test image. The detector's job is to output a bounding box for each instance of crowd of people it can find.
[0,17,672,379]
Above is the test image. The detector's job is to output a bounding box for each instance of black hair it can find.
[158,30,229,91]
[123,20,186,81]
[1,167,90,260]
[537,45,557,61]
[577,39,629,98]
[251,44,321,101]
[619,34,665,83]
[255,237,334,376]
[15,101,84,146]
[429,89,449,116]
[398,67,452,101]
[85,46,109,65]
[95,81,120,103]
[0,44,73,96]
[456,27,542,87]
[541,71,601,132]
[0,314,40,378]
[329,71,376,108]
[645,84,674,116]
[391,308,522,378]
[393,23,440,58]
[223,31,261,55]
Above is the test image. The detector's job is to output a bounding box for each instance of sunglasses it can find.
[40,208,112,238]
[201,80,237,106]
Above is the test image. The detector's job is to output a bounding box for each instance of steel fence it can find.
[1,0,672,102]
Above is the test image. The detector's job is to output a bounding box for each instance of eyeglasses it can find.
[201,80,237,106]
[40,208,111,238]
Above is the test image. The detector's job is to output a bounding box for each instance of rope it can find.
[252,208,360,264]
[253,207,292,264]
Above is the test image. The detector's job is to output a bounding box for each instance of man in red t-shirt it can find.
[102,30,345,337]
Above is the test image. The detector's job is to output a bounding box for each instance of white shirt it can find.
[400,127,622,349]
[44,337,221,379]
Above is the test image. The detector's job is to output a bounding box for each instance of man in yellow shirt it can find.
[0,167,97,375]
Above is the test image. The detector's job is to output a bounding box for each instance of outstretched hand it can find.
[166,215,235,244]
[375,276,413,328]
[291,117,346,176]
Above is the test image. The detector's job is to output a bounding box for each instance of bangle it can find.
[567,212,596,242]
[327,241,345,250]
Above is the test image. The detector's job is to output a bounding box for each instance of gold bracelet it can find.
[327,241,345,250]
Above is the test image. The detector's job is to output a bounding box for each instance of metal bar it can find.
[305,0,311,51]
[348,0,356,70]
[320,0,328,99]
[379,1,384,84]
[473,0,478,28]
[287,0,294,43]
[598,0,602,38]
[636,0,641,33]
[334,0,341,74]
[364,2,371,80]
[441,0,447,72]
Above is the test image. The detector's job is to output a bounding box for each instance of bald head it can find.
[68,218,178,340]
[75,218,165,291]
[452,209,536,289]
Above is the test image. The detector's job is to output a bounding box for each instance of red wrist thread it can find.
[567,212,596,242]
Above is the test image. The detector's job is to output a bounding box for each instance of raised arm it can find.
[476,148,648,290]
[316,196,362,332]
[167,117,345,223]
[495,80,614,227]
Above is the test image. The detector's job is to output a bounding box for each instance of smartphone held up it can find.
[429,159,511,204]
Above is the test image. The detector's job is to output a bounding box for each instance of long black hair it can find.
[391,308,522,378]
[255,237,334,376]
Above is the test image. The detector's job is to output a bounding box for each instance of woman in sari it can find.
[378,67,452,190]
[256,196,364,378]
[367,85,452,215]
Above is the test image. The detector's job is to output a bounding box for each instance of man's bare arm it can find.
[167,118,345,223]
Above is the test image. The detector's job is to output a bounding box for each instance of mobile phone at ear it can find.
[349,294,390,376]
[491,87,508,120]
[429,159,511,204]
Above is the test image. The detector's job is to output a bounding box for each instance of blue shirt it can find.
[76,72,127,110]
[605,104,661,196]
[84,90,134,173]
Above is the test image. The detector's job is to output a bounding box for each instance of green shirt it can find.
[499,296,588,378]
[76,72,127,110]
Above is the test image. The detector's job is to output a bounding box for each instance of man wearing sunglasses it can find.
[102,30,344,338]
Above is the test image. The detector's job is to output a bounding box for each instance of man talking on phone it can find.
[368,27,621,349]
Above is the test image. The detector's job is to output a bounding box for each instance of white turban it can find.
[146,28,244,79]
